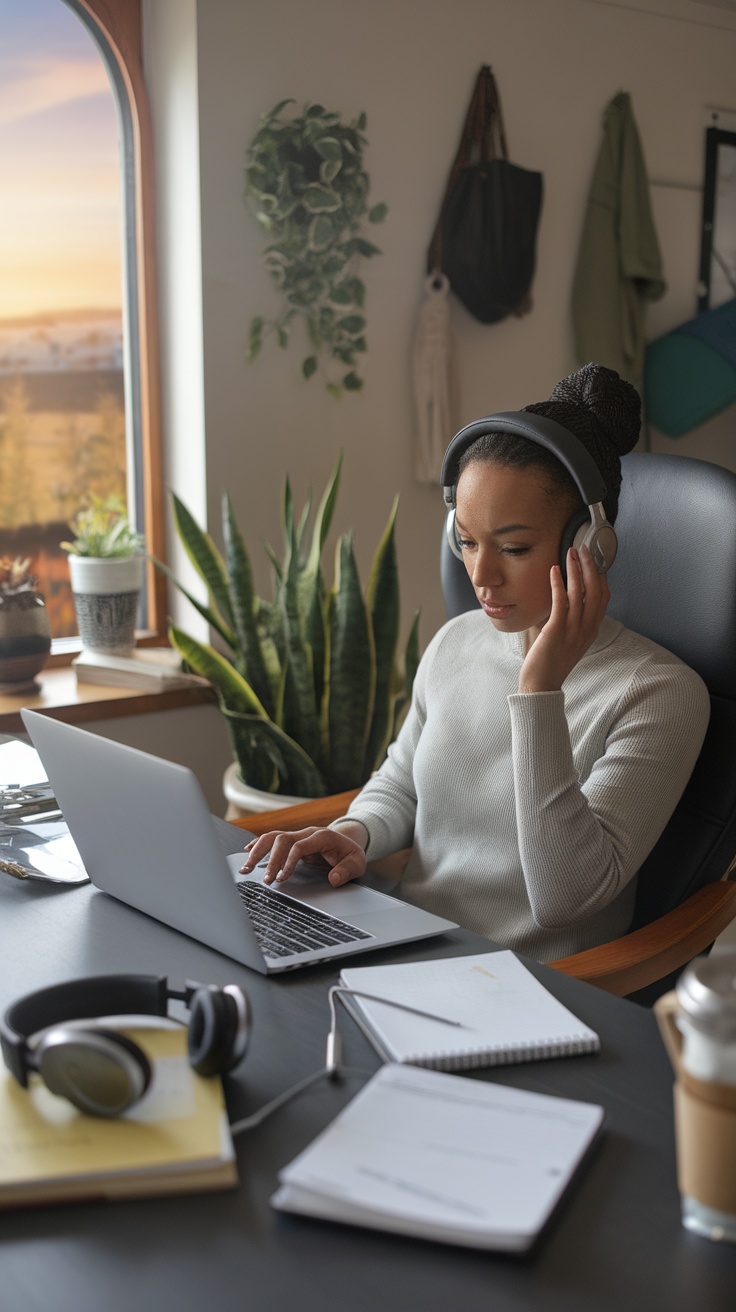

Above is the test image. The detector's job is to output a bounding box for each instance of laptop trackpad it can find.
[227,853,404,917]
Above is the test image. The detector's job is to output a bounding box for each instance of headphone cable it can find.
[229,985,458,1136]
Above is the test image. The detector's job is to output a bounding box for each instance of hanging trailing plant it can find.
[245,99,387,398]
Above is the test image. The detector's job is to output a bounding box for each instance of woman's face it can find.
[454,460,575,638]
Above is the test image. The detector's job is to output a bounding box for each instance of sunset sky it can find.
[0,0,123,321]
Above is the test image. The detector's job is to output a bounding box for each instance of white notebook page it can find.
[275,1064,604,1250]
[340,950,599,1067]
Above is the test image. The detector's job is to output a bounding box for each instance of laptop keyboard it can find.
[237,879,373,959]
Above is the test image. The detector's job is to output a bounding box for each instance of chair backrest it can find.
[440,451,736,929]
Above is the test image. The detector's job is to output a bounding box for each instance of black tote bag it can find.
[428,66,543,325]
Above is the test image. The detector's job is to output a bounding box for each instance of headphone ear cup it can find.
[35,1027,152,1117]
[559,510,590,584]
[445,508,464,561]
[187,986,250,1077]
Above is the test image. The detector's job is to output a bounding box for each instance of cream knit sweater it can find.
[344,613,710,961]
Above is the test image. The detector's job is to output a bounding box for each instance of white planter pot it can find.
[223,761,311,821]
[68,554,144,656]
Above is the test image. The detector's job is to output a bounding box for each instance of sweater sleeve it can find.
[341,632,435,858]
[507,664,710,929]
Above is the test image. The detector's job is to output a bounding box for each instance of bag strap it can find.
[427,65,509,273]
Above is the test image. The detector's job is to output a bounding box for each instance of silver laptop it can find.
[21,711,456,974]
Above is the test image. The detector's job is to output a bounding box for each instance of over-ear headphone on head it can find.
[0,973,251,1117]
[441,411,618,576]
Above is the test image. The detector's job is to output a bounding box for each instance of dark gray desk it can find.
[0,833,734,1312]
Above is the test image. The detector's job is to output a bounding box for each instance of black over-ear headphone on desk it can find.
[440,410,618,576]
[0,974,251,1117]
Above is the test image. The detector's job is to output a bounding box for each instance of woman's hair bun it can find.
[549,362,640,457]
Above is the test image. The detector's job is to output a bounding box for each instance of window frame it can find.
[46,0,166,653]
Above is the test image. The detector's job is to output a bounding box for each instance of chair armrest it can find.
[548,880,736,996]
[230,790,361,837]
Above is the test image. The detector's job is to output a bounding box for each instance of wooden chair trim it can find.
[230,791,360,837]
[548,881,736,997]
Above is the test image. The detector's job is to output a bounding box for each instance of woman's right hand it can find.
[239,823,368,888]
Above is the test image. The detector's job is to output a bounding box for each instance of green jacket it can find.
[572,91,665,394]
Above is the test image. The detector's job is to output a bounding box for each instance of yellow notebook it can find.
[0,1024,237,1209]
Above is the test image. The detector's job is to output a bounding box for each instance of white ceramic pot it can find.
[68,554,144,655]
[223,761,311,821]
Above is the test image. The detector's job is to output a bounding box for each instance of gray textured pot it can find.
[68,554,144,655]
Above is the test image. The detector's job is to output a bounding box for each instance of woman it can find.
[241,365,710,961]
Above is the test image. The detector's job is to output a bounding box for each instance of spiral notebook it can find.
[339,950,600,1070]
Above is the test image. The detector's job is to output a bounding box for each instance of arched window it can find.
[0,0,164,647]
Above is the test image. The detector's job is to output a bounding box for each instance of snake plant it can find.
[158,457,419,798]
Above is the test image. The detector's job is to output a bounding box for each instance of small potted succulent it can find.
[61,495,145,655]
[0,557,52,691]
[155,456,419,812]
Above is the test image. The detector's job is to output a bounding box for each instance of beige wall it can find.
[179,0,736,645]
[139,0,736,798]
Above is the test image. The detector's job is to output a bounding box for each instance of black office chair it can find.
[440,450,736,995]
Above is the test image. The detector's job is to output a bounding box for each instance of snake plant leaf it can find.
[222,492,275,718]
[363,496,400,774]
[279,517,324,772]
[171,493,235,633]
[326,533,375,792]
[296,487,313,554]
[223,711,327,798]
[150,555,236,650]
[391,608,421,740]
[168,624,268,717]
[299,452,342,619]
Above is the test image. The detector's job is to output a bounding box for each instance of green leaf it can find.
[279,515,324,772]
[319,158,342,185]
[302,355,318,379]
[223,709,327,797]
[256,211,273,231]
[326,382,342,399]
[306,103,326,118]
[150,555,235,650]
[356,111,367,131]
[325,534,375,791]
[303,183,342,213]
[356,237,381,257]
[309,214,334,250]
[315,137,342,161]
[171,493,235,633]
[263,98,295,123]
[337,315,366,335]
[342,372,363,392]
[221,492,275,718]
[363,497,400,773]
[169,625,268,717]
[328,282,353,305]
[368,202,388,224]
[347,277,366,307]
[392,609,421,738]
[247,316,264,362]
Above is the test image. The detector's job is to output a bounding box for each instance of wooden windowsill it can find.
[0,667,217,734]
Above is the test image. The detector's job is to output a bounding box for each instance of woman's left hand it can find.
[518,545,610,694]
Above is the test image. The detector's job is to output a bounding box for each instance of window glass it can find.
[0,0,127,639]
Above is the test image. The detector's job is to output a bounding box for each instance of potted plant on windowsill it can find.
[0,557,52,692]
[155,456,419,814]
[61,496,145,656]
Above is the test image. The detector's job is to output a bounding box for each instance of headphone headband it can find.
[1,973,192,1086]
[440,411,609,508]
